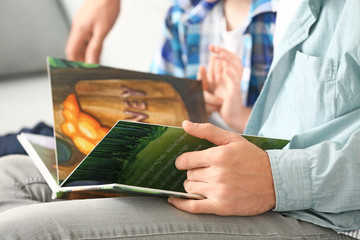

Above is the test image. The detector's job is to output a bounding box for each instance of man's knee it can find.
[0,204,64,240]
[0,154,52,213]
[0,154,42,183]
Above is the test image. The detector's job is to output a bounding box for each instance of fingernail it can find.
[168,198,173,205]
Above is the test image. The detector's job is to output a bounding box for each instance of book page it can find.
[17,133,58,187]
[61,121,215,193]
[60,121,290,193]
[48,57,207,182]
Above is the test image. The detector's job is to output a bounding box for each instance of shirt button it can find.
[190,46,198,52]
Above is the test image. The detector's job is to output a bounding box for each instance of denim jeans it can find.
[0,155,353,240]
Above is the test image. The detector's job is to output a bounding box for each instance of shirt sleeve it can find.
[267,107,360,230]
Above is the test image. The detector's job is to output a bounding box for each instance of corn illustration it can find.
[61,94,109,155]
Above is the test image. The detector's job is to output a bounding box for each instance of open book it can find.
[18,58,290,200]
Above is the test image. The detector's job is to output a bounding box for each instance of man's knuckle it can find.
[213,176,223,185]
[214,183,233,198]
[186,171,193,180]
[216,187,229,199]
[202,122,215,132]
[212,151,226,165]
[177,155,188,169]
[183,180,193,193]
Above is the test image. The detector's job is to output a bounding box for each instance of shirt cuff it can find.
[266,149,313,211]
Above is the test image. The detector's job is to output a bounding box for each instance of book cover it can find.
[48,57,207,183]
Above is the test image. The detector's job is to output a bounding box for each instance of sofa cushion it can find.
[0,0,69,77]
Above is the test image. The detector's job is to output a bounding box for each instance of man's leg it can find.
[0,155,352,239]
[0,154,53,213]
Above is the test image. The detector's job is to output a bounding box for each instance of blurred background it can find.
[0,0,171,135]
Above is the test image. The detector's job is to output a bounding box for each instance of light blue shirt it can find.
[245,0,360,233]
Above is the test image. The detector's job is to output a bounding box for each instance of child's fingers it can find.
[206,103,221,115]
[203,90,223,106]
[213,57,222,86]
[225,66,242,86]
[208,54,218,88]
[218,49,233,62]
[219,50,243,70]
[196,66,203,80]
[197,66,210,91]
[203,90,222,114]
[208,44,221,54]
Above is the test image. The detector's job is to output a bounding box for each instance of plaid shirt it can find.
[150,0,277,106]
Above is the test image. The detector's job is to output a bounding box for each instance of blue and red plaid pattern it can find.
[150,0,277,107]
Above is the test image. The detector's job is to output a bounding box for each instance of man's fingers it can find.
[175,150,211,170]
[183,179,210,196]
[187,168,209,182]
[182,120,241,146]
[168,198,216,214]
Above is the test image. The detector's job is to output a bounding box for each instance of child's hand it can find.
[66,0,120,64]
[198,45,251,133]
[208,45,243,88]
[197,66,223,115]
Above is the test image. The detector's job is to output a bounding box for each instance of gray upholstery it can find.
[0,0,69,77]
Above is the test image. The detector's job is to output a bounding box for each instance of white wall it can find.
[62,0,172,72]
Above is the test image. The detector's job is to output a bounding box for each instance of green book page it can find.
[241,135,290,150]
[60,121,290,193]
[61,121,215,192]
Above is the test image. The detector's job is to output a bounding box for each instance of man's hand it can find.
[65,0,121,64]
[168,120,276,216]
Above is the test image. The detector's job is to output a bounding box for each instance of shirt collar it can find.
[175,0,221,24]
[241,0,277,34]
[307,0,322,19]
[175,0,196,11]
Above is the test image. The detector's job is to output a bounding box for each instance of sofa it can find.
[0,0,69,136]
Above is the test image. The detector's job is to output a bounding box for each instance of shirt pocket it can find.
[288,51,339,129]
[334,53,360,117]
